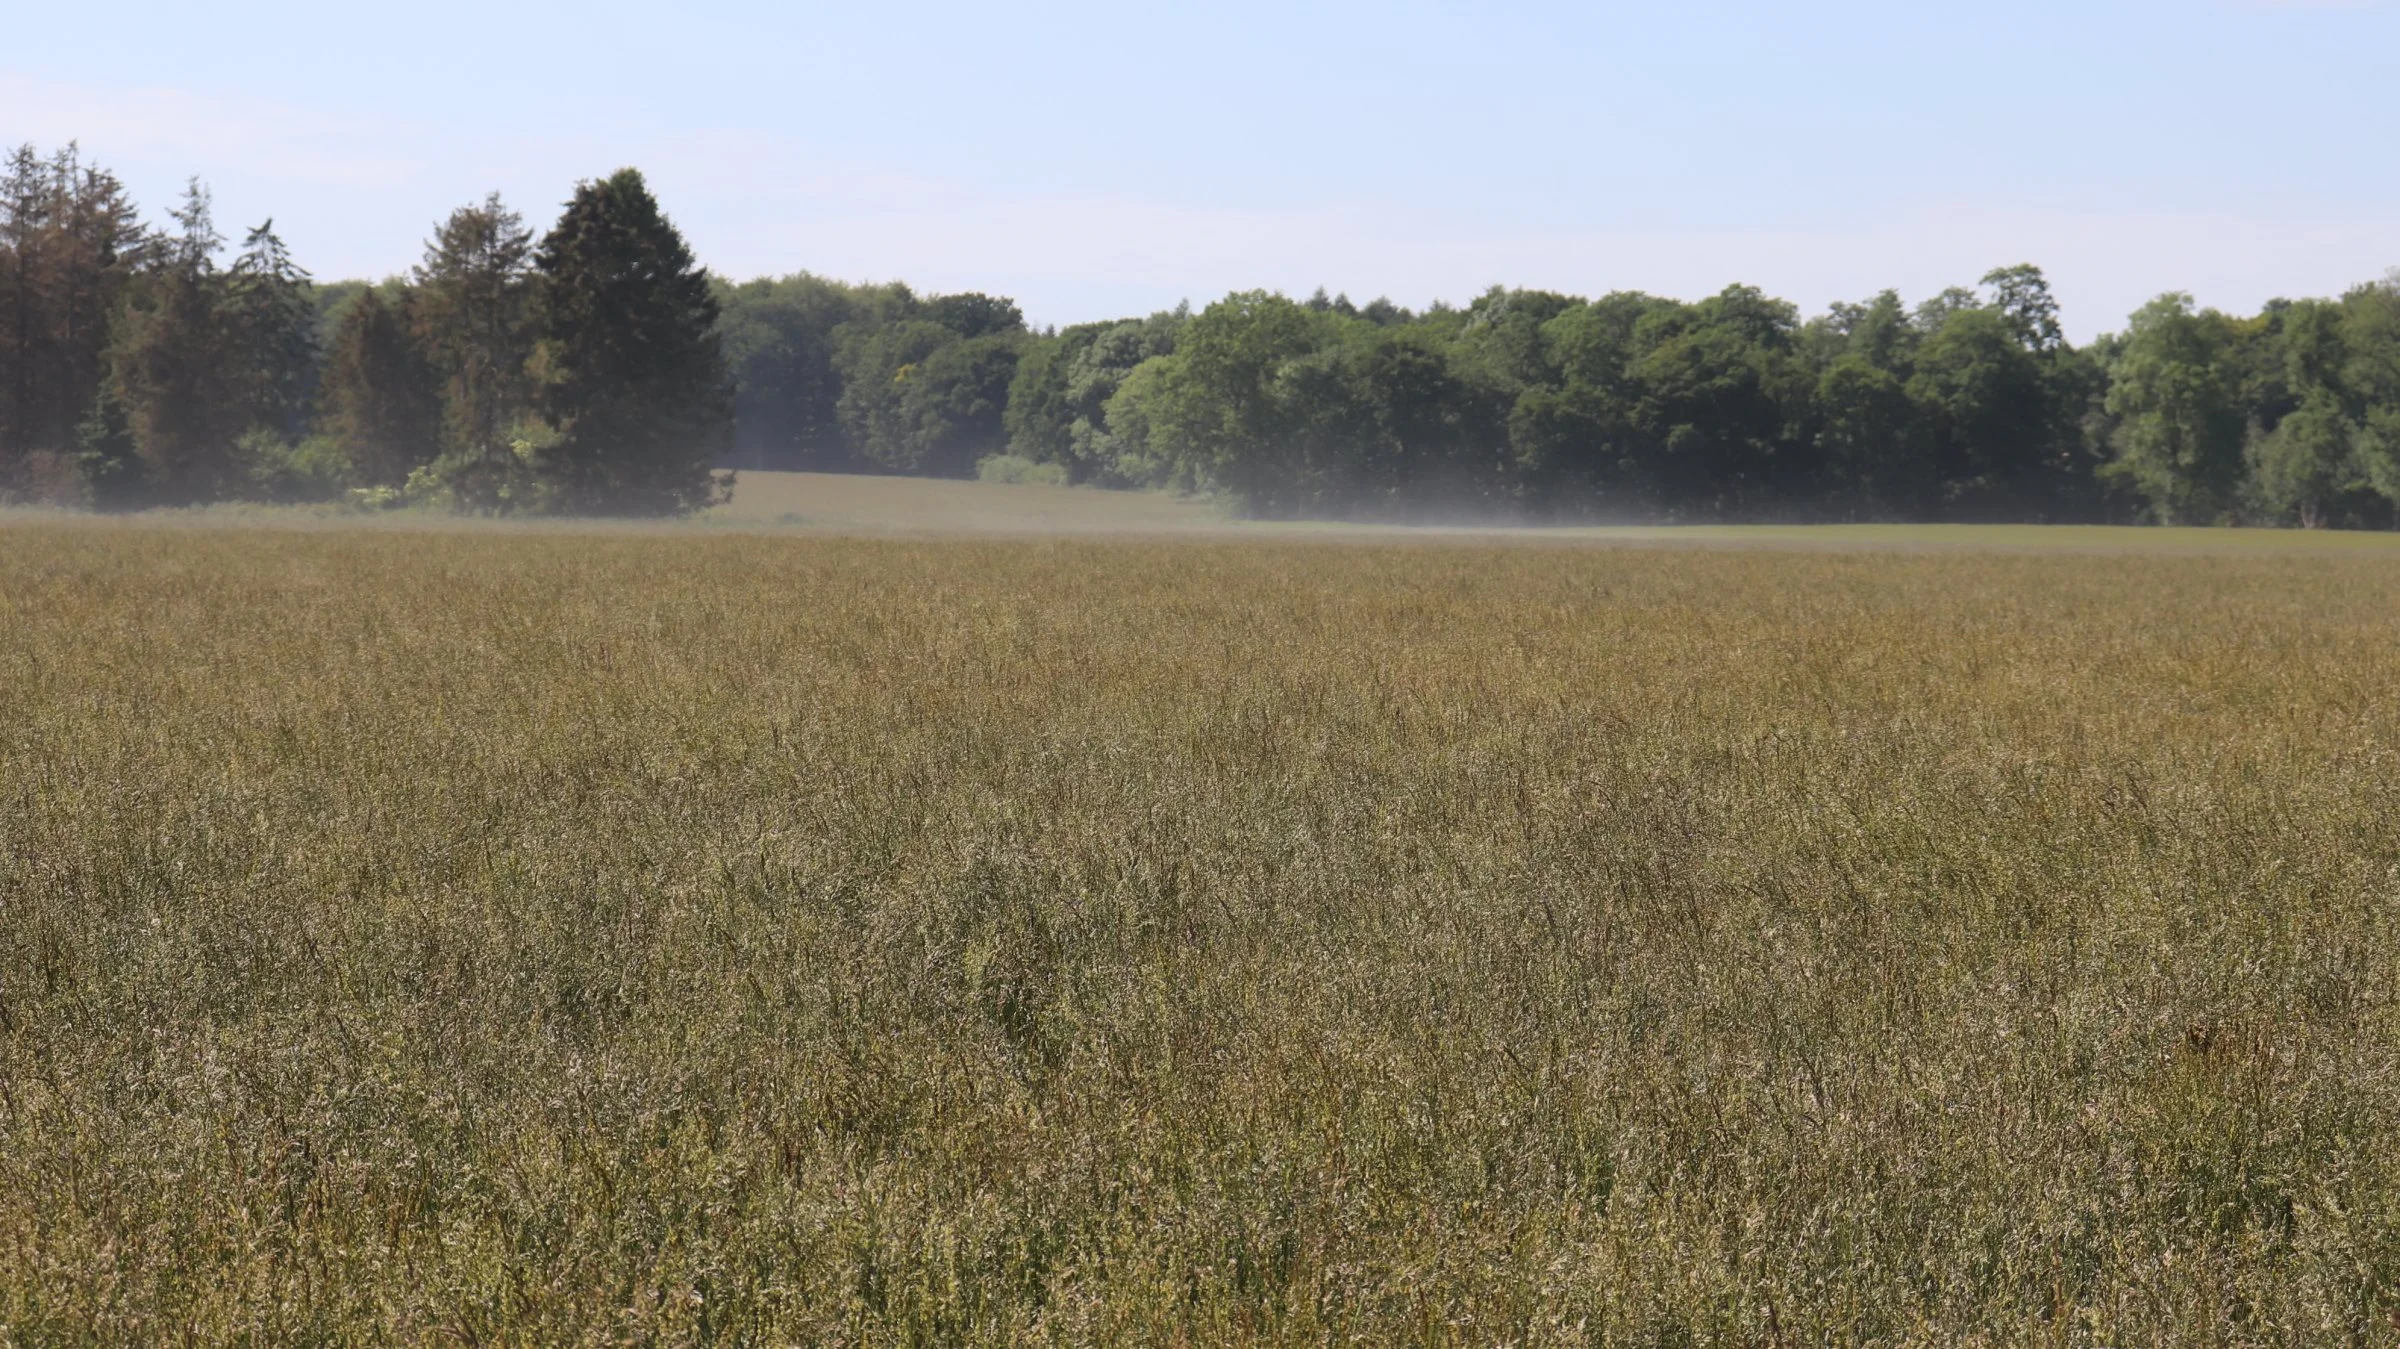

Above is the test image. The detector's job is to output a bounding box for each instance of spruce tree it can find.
[0,145,144,497]
[530,169,729,515]
[413,193,534,506]
[226,219,317,442]
[49,153,147,472]
[1,145,45,475]
[319,286,443,487]
[104,181,247,504]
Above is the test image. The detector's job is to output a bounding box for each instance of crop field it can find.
[6,500,2400,1343]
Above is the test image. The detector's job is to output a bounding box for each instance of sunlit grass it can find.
[4,517,2399,1342]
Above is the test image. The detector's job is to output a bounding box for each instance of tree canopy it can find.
[6,140,2400,527]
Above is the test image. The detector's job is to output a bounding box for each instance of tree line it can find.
[726,265,2400,527]
[0,146,725,514]
[6,142,2400,525]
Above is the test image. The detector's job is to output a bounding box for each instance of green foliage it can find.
[1620,286,1807,514]
[101,182,250,505]
[714,274,900,471]
[1816,354,1930,514]
[0,145,145,498]
[2103,295,2251,523]
[233,428,351,503]
[317,286,443,487]
[2248,390,2364,527]
[1003,312,1183,484]
[1138,290,1330,514]
[225,220,317,440]
[413,193,535,503]
[14,142,2400,528]
[402,423,549,514]
[922,290,1024,339]
[1982,262,2066,352]
[973,451,1070,485]
[833,318,966,472]
[73,383,142,508]
[530,168,731,515]
[1909,306,2054,509]
[892,335,1020,477]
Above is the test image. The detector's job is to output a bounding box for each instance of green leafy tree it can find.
[715,274,905,470]
[2248,390,2361,527]
[889,334,1020,476]
[2338,279,2400,510]
[74,380,140,506]
[1453,287,1577,391]
[1815,356,1932,515]
[833,318,963,471]
[2102,294,2248,523]
[1340,328,1510,511]
[1097,354,1193,490]
[530,169,731,515]
[1624,286,1807,514]
[1507,381,1627,511]
[923,291,1024,340]
[1165,291,1329,512]
[1803,290,1918,374]
[1908,306,2052,512]
[1003,312,1181,483]
[1981,264,2065,353]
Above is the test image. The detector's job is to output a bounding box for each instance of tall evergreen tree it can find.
[0,145,46,476]
[413,193,535,505]
[0,144,145,496]
[319,286,443,486]
[530,169,729,514]
[225,219,317,442]
[103,181,248,504]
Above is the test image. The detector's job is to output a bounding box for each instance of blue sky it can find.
[5,0,2395,337]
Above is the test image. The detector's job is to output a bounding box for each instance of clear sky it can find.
[6,0,2395,338]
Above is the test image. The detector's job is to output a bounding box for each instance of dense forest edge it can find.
[4,143,2398,525]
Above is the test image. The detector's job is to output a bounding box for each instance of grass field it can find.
[6,498,2400,1343]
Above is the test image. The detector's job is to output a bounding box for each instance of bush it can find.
[239,432,355,503]
[975,453,1071,486]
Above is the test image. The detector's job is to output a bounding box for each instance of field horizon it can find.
[15,470,2400,557]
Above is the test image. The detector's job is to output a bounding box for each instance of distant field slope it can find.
[713,470,1236,534]
[6,521,2400,1341]
[715,470,2400,554]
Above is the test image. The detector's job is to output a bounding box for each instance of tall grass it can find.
[3,523,2398,1343]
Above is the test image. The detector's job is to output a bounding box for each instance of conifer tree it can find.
[225,219,317,441]
[413,193,534,504]
[0,144,144,496]
[319,286,443,486]
[530,169,729,514]
[1,145,46,474]
[104,180,247,504]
